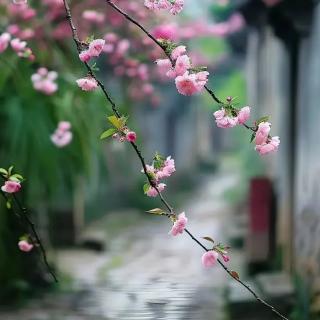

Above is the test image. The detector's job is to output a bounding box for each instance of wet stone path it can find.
[1,174,241,320]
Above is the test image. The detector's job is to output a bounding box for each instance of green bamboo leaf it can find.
[100,128,116,140]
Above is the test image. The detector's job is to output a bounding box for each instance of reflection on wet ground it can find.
[1,174,241,320]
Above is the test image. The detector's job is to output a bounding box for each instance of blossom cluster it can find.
[143,153,176,197]
[254,122,280,155]
[77,38,106,91]
[79,38,105,63]
[144,0,184,15]
[0,32,34,61]
[213,98,280,155]
[0,166,23,194]
[50,121,73,148]
[31,68,58,95]
[156,45,209,96]
[214,105,251,128]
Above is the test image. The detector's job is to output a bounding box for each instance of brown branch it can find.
[0,186,58,282]
[63,1,288,319]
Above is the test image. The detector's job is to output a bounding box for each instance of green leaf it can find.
[250,133,255,143]
[8,165,14,176]
[0,168,8,176]
[107,115,124,129]
[143,183,150,194]
[10,174,24,181]
[146,208,165,215]
[100,128,117,140]
[202,236,215,244]
[256,116,269,125]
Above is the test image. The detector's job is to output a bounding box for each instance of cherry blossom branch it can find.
[63,1,288,319]
[0,180,58,283]
[104,0,257,127]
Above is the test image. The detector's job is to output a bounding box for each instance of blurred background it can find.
[0,0,318,319]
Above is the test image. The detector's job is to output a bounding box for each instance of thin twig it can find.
[0,185,58,282]
[63,1,288,319]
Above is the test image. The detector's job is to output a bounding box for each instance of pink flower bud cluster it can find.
[144,156,176,197]
[254,122,280,155]
[31,68,58,95]
[213,106,251,128]
[18,240,33,252]
[1,180,21,193]
[156,46,209,96]
[79,39,105,63]
[144,0,184,15]
[0,32,35,60]
[112,128,137,143]
[50,121,73,148]
[169,212,187,236]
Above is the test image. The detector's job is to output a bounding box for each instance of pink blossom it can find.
[116,39,130,56]
[170,0,184,15]
[144,0,184,15]
[10,38,26,52]
[157,156,176,179]
[1,180,21,193]
[171,45,186,60]
[18,240,33,252]
[51,130,73,148]
[146,183,166,197]
[82,10,105,24]
[174,54,191,76]
[88,39,105,57]
[126,131,137,143]
[79,50,91,62]
[0,32,11,53]
[255,136,280,155]
[58,121,71,131]
[152,23,178,41]
[169,212,188,236]
[202,251,219,268]
[76,77,98,91]
[213,109,238,128]
[237,106,251,124]
[174,70,208,95]
[255,122,271,145]
[31,68,58,95]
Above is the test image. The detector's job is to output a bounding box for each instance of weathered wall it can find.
[246,25,293,269]
[294,3,320,278]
